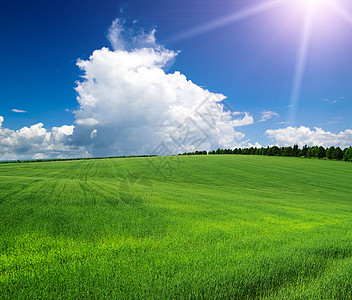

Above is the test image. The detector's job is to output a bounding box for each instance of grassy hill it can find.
[1,155,352,299]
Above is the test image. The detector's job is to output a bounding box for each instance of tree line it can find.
[180,145,352,162]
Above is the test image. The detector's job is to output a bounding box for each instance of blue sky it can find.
[1,0,352,159]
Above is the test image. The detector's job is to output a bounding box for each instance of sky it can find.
[1,0,352,159]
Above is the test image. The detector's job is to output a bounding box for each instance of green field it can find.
[1,155,352,299]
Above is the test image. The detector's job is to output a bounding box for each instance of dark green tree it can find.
[333,147,344,160]
[326,146,335,159]
[343,147,352,161]
[293,144,300,157]
[317,146,326,159]
[300,145,309,157]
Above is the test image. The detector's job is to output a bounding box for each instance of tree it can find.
[300,145,309,157]
[293,144,299,157]
[317,146,326,159]
[326,146,335,159]
[307,147,314,158]
[283,146,293,157]
[333,147,344,160]
[272,146,280,156]
[343,147,352,161]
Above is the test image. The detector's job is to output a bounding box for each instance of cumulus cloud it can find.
[266,126,352,148]
[71,19,255,156]
[0,116,3,127]
[11,109,27,113]
[232,112,254,127]
[0,118,87,160]
[259,110,279,122]
[0,19,255,160]
[107,18,158,51]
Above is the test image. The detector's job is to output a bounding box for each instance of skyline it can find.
[1,0,352,159]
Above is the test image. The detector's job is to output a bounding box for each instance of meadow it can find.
[1,155,352,299]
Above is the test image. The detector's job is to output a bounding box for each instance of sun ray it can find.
[287,5,315,124]
[168,0,287,43]
[329,1,352,26]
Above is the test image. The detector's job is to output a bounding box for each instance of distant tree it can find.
[307,147,314,158]
[206,144,350,162]
[311,146,320,158]
[267,147,273,156]
[283,146,293,157]
[317,146,326,159]
[271,146,280,156]
[292,144,300,157]
[300,145,309,157]
[262,147,269,156]
[326,146,335,159]
[333,147,344,160]
[343,147,352,161]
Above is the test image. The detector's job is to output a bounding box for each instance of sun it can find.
[298,0,331,10]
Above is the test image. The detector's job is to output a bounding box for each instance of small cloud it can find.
[276,121,293,125]
[11,109,27,113]
[324,98,341,104]
[284,104,294,108]
[75,118,99,126]
[90,129,98,139]
[65,108,70,112]
[326,116,343,125]
[232,112,254,127]
[33,153,50,160]
[259,110,279,123]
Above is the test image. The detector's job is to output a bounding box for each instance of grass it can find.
[0,155,352,299]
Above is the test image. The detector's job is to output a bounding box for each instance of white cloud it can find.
[0,119,86,160]
[107,18,126,51]
[11,109,27,113]
[266,126,352,148]
[71,20,255,156]
[90,129,98,139]
[232,112,254,127]
[326,117,343,125]
[0,116,3,127]
[107,18,159,51]
[276,121,293,125]
[0,19,256,160]
[324,98,339,104]
[75,118,100,126]
[259,110,279,122]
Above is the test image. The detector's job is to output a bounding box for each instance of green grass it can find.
[1,155,352,299]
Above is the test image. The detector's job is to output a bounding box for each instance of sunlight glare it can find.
[298,0,330,10]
